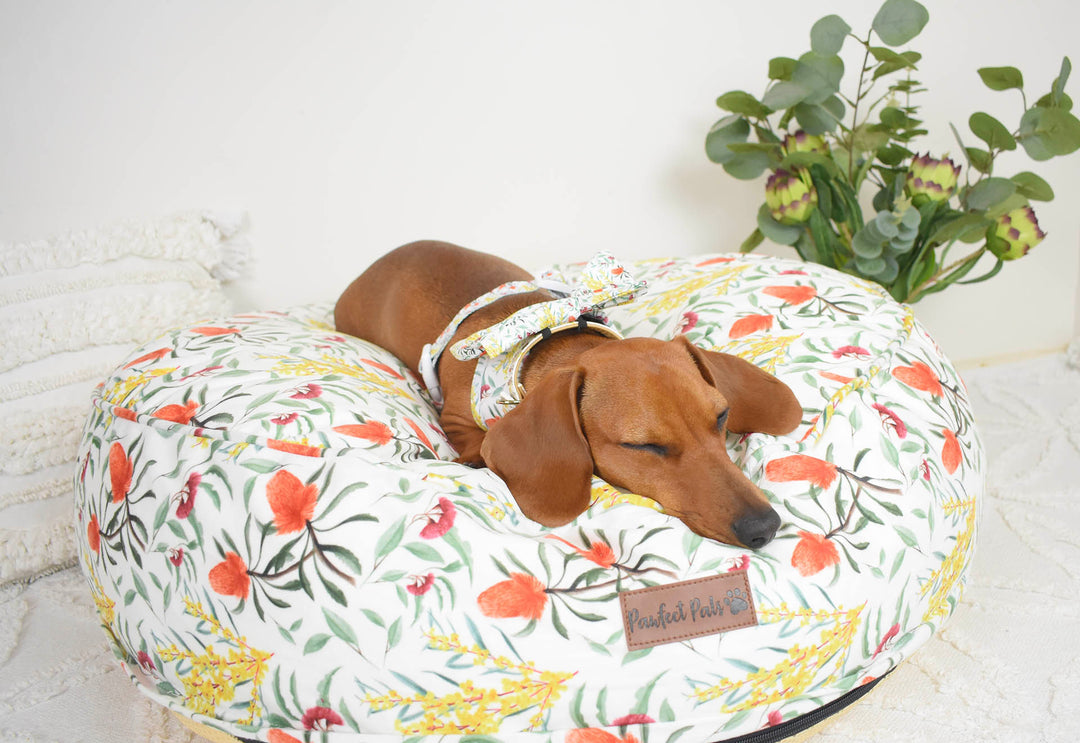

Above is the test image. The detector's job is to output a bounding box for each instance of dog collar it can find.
[451,251,646,361]
[470,320,624,430]
[418,280,544,407]
[418,252,647,408]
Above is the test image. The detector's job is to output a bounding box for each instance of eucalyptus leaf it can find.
[763,80,809,110]
[978,66,1024,92]
[869,47,921,70]
[964,147,993,174]
[1036,91,1073,112]
[873,51,923,79]
[852,124,891,152]
[757,204,804,246]
[985,192,1032,220]
[811,15,851,56]
[792,52,845,105]
[821,95,846,123]
[794,102,839,135]
[723,150,771,180]
[705,115,750,164]
[880,106,907,128]
[1051,56,1071,106]
[872,0,929,47]
[877,143,912,166]
[1018,106,1080,159]
[969,112,1016,151]
[715,90,771,119]
[1010,171,1055,201]
[768,56,798,81]
[964,178,1017,210]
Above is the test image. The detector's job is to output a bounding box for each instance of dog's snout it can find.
[733,509,781,549]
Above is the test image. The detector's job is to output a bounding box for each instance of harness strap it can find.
[418,280,542,406]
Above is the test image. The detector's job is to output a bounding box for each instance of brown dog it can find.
[335,240,802,548]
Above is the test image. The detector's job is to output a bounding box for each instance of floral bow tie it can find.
[450,251,648,361]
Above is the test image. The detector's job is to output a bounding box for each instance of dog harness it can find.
[418,251,648,429]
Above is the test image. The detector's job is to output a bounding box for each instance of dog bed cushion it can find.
[74,253,983,742]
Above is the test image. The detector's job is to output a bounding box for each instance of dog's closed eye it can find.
[620,442,669,457]
[717,409,730,430]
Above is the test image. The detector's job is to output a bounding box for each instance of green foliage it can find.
[705,0,1080,303]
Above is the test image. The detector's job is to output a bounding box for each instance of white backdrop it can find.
[2,0,1077,366]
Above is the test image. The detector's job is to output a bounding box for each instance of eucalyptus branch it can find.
[705,0,1075,303]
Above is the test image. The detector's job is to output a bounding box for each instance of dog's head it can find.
[480,335,802,548]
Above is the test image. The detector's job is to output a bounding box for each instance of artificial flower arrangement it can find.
[706,0,1079,303]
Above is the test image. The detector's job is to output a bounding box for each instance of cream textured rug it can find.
[1,347,1077,743]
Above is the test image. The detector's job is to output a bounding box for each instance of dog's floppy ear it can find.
[480,368,594,527]
[676,335,802,435]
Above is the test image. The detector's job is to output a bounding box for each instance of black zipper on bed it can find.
[716,671,889,743]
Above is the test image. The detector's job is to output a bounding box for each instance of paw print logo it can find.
[724,589,749,615]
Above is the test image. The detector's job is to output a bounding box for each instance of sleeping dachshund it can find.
[334,241,802,549]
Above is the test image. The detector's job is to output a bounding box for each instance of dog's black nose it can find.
[733,508,781,549]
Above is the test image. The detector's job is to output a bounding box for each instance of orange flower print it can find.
[547,535,616,568]
[267,730,304,743]
[113,405,138,422]
[123,347,171,368]
[267,470,318,534]
[333,421,394,446]
[153,400,200,424]
[763,285,817,305]
[567,728,640,743]
[765,454,838,489]
[361,358,406,381]
[582,542,617,568]
[191,326,241,337]
[819,370,854,384]
[109,442,133,502]
[893,361,943,398]
[941,429,961,474]
[208,552,250,600]
[267,439,323,457]
[404,418,436,453]
[729,314,774,339]
[477,573,548,620]
[697,256,735,267]
[87,513,100,553]
[791,531,840,577]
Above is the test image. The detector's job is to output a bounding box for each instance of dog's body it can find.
[335,240,802,548]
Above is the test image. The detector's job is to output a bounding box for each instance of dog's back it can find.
[334,240,532,370]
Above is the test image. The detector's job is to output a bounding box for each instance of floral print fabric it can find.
[74,254,982,742]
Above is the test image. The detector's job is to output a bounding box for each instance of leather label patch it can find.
[619,572,758,650]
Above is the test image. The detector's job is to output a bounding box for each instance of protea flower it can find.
[765,169,817,224]
[782,130,828,156]
[905,154,961,203]
[988,206,1046,260]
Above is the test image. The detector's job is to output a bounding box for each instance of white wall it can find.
[2,0,1077,366]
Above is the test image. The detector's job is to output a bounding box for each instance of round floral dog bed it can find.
[74,253,983,743]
